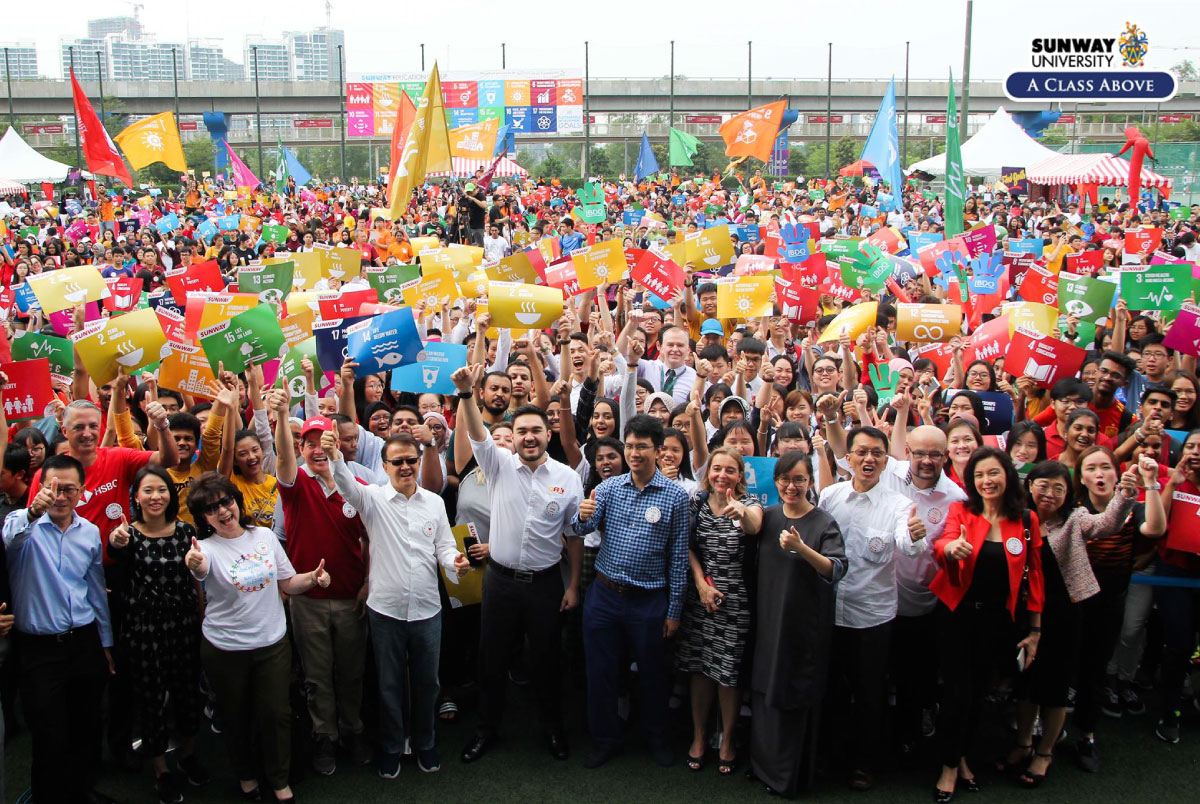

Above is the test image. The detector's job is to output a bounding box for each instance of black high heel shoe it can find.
[1019,752,1054,789]
[933,785,955,803]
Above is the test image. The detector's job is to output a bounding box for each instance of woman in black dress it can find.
[749,451,846,797]
[108,465,208,804]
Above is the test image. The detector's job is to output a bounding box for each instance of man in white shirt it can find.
[452,364,584,764]
[482,223,509,263]
[624,324,696,406]
[817,426,923,791]
[323,430,469,780]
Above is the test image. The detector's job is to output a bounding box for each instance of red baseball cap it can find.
[300,416,334,440]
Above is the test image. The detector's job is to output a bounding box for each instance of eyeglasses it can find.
[910,450,945,461]
[850,448,887,459]
[776,476,809,489]
[812,366,838,375]
[51,484,80,497]
[383,456,421,467]
[200,495,237,517]
[966,370,991,379]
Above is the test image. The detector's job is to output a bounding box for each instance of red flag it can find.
[387,91,417,191]
[70,70,132,187]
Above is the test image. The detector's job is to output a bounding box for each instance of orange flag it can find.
[719,100,787,163]
[387,90,417,192]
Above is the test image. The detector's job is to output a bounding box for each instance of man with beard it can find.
[817,426,924,791]
[452,364,584,764]
[480,372,513,426]
[273,399,371,776]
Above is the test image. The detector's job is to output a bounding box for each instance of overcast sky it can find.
[5,0,1194,81]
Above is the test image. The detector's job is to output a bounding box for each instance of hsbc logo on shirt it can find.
[78,478,120,506]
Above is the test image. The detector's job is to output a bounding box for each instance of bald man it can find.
[885,422,968,753]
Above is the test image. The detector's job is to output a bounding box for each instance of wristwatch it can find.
[456,390,474,399]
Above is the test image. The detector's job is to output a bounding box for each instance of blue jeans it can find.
[369,609,442,756]
[582,580,670,750]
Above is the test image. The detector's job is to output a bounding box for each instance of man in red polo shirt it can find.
[271,392,370,776]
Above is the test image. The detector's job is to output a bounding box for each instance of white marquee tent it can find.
[906,108,1059,178]
[0,126,78,183]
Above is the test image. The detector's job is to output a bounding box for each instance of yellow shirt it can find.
[166,411,225,525]
[231,472,279,530]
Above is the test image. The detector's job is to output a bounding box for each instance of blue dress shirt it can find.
[573,470,692,620]
[3,508,113,647]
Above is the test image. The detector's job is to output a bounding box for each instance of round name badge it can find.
[1005,537,1024,556]
[868,535,886,554]
[545,501,560,517]
[644,506,662,524]
[342,502,356,519]
[423,520,436,537]
[255,542,271,556]
[927,507,943,525]
[105,503,124,520]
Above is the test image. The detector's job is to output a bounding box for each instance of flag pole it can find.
[252,46,264,179]
[961,0,974,134]
[903,41,910,168]
[824,43,832,180]
[584,41,590,179]
[338,44,346,180]
[747,41,752,110]
[669,41,675,130]
[4,49,12,129]
[70,47,81,167]
[172,47,180,124]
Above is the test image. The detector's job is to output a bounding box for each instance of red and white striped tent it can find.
[426,156,529,179]
[1027,152,1173,190]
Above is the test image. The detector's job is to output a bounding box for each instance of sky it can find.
[4,0,1195,82]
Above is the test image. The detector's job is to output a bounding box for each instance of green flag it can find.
[668,128,701,167]
[944,71,965,238]
[275,137,289,195]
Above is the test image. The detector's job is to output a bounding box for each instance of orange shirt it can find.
[387,241,413,263]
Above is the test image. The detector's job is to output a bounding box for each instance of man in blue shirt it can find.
[574,415,690,769]
[3,454,115,804]
[557,217,586,255]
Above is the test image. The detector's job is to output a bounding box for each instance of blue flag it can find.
[282,146,312,187]
[859,77,903,195]
[635,132,658,181]
[493,124,514,158]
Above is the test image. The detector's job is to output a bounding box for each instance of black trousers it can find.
[891,611,938,746]
[935,601,1013,769]
[1074,567,1130,733]
[17,622,108,803]
[829,621,893,772]
[478,564,565,735]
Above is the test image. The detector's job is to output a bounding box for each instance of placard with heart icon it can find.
[1120,264,1189,311]
[72,307,168,386]
[11,330,74,385]
[27,265,107,315]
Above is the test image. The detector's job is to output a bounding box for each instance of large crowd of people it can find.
[0,161,1198,804]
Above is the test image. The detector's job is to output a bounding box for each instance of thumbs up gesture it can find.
[29,478,59,519]
[185,536,208,575]
[109,512,131,549]
[312,558,331,589]
[579,488,598,521]
[946,524,973,561]
[907,505,926,543]
[0,602,14,637]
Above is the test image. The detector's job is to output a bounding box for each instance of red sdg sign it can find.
[631,250,685,303]
[1007,326,1086,389]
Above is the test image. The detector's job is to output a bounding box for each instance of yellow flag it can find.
[449,117,499,160]
[818,302,879,344]
[114,112,188,172]
[388,64,452,218]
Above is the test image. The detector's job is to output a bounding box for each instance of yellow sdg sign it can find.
[399,269,458,316]
[27,265,107,314]
[571,240,627,290]
[486,281,564,330]
[685,224,735,270]
[72,307,167,386]
[896,303,963,343]
[716,275,773,320]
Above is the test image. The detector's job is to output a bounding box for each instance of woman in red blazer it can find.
[929,447,1044,803]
